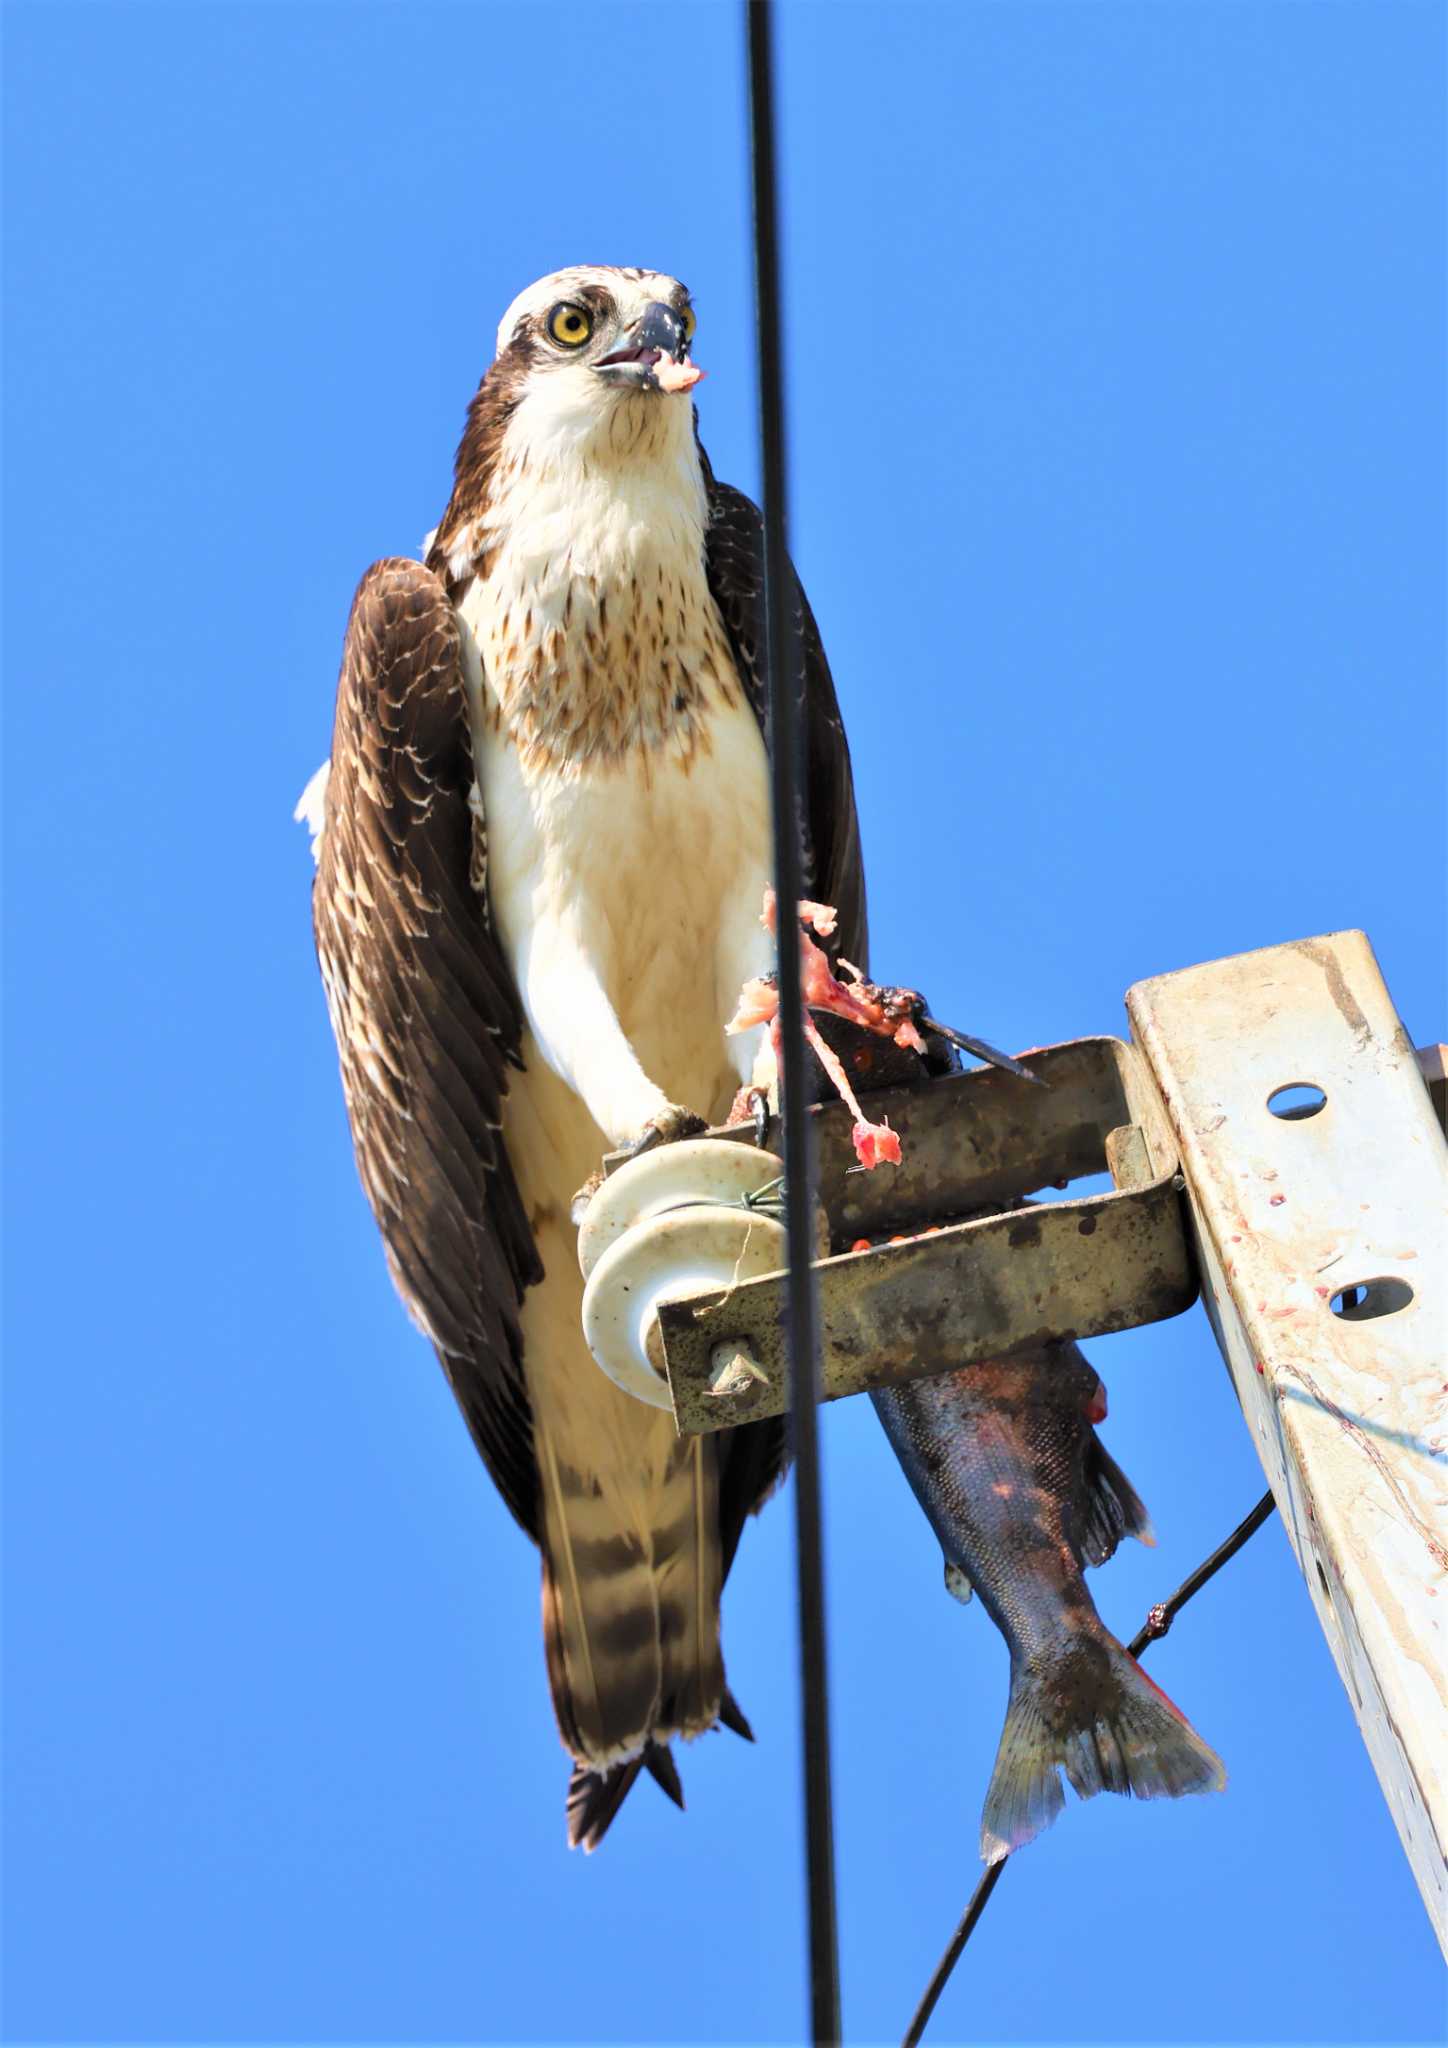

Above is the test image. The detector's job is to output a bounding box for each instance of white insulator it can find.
[577,1141,786,1411]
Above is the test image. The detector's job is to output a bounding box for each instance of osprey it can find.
[300,265,865,1848]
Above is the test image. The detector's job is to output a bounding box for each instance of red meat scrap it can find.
[728,891,912,1169]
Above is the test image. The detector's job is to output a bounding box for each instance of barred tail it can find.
[538,1424,733,1849]
[535,1388,662,1760]
[980,1635,1226,1863]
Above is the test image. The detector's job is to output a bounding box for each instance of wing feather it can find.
[311,558,544,1539]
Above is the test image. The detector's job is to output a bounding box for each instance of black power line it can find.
[902,1490,1278,2048]
[1127,1491,1278,1659]
[745,4,841,2041]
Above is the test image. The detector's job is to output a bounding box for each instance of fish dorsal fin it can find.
[944,1558,974,1605]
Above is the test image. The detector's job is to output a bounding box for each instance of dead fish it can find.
[872,1341,1225,1861]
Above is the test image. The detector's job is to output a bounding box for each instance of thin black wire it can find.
[1127,1489,1277,1659]
[900,1861,1008,2048]
[901,1490,1278,2048]
[745,4,841,2042]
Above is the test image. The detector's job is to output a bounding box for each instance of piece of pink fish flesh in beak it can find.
[654,357,704,393]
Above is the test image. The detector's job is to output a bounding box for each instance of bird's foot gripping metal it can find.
[624,1103,711,1158]
[724,1083,773,1149]
[574,1139,794,1411]
[573,1104,715,1232]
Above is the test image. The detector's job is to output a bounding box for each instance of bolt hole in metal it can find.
[1330,1277,1415,1321]
[1267,1081,1328,1120]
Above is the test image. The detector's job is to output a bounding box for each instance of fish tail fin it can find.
[980,1639,1225,1863]
[979,1666,1068,1860]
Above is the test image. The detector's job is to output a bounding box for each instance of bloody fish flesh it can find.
[872,1341,1226,1861]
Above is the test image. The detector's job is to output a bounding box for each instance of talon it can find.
[724,1085,772,1149]
[570,1167,605,1227]
[626,1104,710,1158]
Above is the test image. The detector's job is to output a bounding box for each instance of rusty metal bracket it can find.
[591,929,1445,1948]
[645,1036,1198,1435]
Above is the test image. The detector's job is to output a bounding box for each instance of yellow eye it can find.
[547,302,593,348]
[680,305,697,345]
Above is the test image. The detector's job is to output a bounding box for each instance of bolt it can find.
[707,1340,770,1400]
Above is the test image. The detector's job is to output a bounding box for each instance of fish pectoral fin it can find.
[943,1558,974,1605]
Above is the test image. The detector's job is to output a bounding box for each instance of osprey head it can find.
[491,266,703,428]
[429,266,708,579]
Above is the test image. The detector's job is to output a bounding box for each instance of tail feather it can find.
[538,1422,730,1850]
[718,1686,755,1742]
[540,1539,660,1762]
[538,1427,719,1764]
[980,1635,1225,1863]
[644,1741,685,1809]
[567,1754,645,1852]
[566,1741,686,1851]
[651,1438,725,1733]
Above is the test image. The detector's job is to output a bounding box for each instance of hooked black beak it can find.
[596,301,694,389]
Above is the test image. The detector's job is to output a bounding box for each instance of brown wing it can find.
[701,460,870,1569]
[312,558,544,1539]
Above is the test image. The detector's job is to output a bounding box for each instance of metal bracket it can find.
[596,929,1445,1948]
[651,1036,1198,1434]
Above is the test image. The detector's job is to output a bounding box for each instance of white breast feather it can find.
[453,389,776,1526]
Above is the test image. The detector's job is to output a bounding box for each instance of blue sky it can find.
[4,3,1443,2043]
